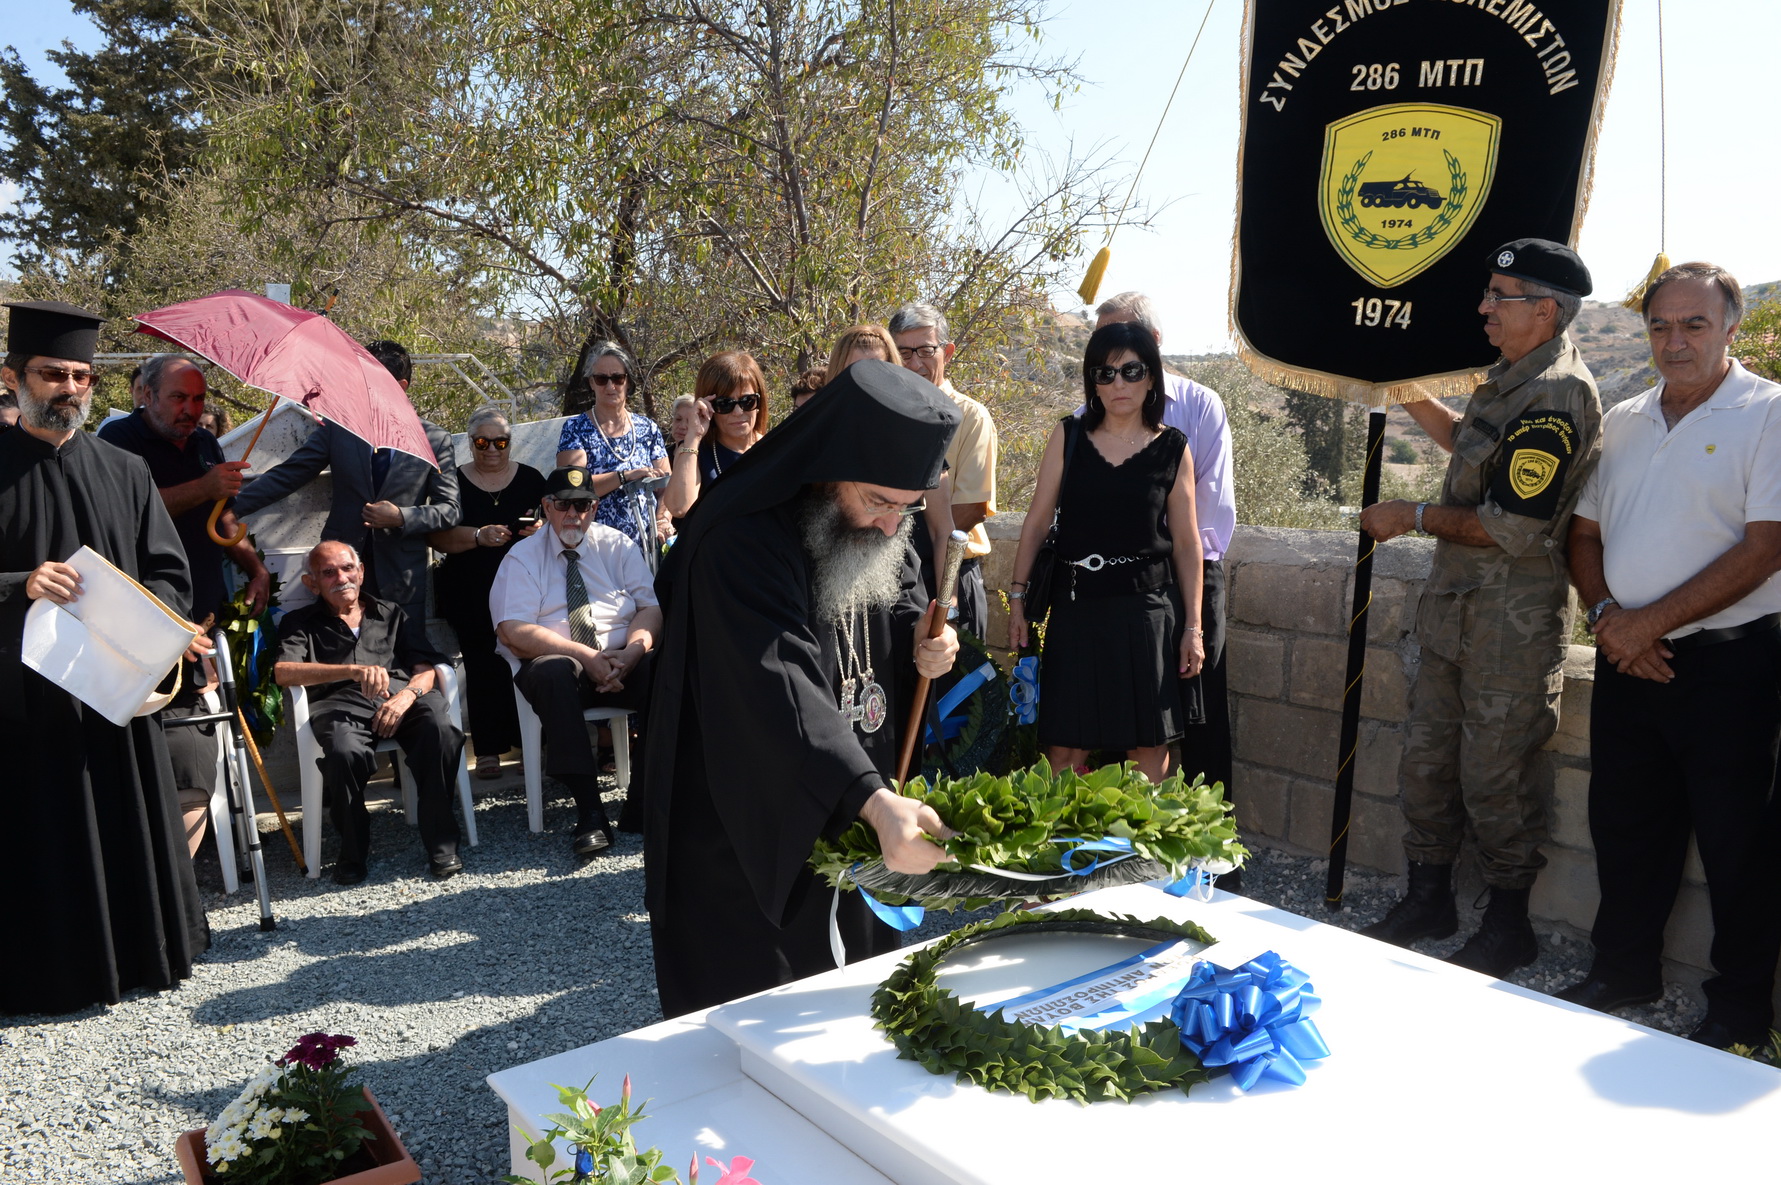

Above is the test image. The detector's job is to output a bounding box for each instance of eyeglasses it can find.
[710,394,760,414]
[588,373,627,387]
[472,435,511,451]
[859,491,926,518]
[897,344,944,362]
[1480,290,1544,307]
[24,365,98,388]
[1090,361,1150,385]
[549,498,596,514]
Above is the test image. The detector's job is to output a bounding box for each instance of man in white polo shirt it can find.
[491,465,660,857]
[1557,262,1781,1049]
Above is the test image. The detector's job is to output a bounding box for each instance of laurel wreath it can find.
[1336,148,1469,251]
[870,908,1218,1104]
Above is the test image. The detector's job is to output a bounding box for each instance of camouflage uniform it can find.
[1401,332,1601,888]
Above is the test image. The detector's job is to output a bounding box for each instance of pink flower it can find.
[278,1032,357,1071]
[704,1155,760,1185]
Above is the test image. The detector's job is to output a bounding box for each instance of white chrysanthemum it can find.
[247,1112,278,1141]
[282,1108,309,1124]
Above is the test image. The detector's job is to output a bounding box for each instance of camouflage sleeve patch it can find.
[1489,410,1579,521]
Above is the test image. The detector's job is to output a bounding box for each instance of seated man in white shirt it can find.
[491,465,660,857]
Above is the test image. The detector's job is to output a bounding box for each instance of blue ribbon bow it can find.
[1008,655,1039,725]
[1171,951,1330,1091]
[850,862,926,932]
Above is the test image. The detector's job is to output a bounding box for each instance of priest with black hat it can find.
[1356,239,1603,978]
[645,359,962,1017]
[0,300,211,1015]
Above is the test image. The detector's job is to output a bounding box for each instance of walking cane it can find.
[895,531,969,786]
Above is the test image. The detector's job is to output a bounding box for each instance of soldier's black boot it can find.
[1447,886,1538,977]
[1359,861,1457,946]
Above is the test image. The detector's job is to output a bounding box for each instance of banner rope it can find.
[1076,0,1217,304]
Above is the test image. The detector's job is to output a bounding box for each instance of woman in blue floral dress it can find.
[556,340,671,555]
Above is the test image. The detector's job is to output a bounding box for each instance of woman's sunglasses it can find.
[1090,361,1150,386]
[472,436,511,451]
[709,394,760,414]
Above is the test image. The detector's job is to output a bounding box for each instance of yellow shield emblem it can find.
[568,468,585,487]
[1319,103,1501,288]
[1508,448,1559,500]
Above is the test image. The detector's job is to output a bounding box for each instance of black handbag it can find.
[1021,418,1080,621]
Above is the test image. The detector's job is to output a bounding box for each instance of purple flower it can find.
[279,1032,358,1071]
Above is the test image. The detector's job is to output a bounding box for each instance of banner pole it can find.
[1325,404,1387,910]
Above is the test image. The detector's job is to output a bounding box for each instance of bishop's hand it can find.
[913,614,958,679]
[861,787,954,875]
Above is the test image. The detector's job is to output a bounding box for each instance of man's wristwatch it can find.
[1414,502,1428,535]
[1587,597,1618,627]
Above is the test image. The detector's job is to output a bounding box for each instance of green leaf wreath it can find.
[872,908,1217,1104]
[810,759,1245,911]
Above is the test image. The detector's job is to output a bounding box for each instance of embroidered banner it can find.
[1232,0,1622,403]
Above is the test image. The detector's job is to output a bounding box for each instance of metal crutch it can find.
[207,630,277,931]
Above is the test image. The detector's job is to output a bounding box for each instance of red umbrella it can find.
[132,288,438,545]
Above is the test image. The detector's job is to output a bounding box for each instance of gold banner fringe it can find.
[1233,338,1485,407]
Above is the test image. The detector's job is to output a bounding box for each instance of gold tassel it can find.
[1077,246,1111,306]
[1621,251,1671,310]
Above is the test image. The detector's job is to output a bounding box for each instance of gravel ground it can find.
[1,771,1711,1185]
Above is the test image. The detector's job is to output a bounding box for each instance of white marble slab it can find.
[702,883,1781,1183]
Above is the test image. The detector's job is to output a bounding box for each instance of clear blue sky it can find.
[8,0,1778,353]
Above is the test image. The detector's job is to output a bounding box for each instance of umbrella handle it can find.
[208,499,247,547]
[206,403,272,547]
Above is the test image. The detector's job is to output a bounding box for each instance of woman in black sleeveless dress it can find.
[1007,322,1204,782]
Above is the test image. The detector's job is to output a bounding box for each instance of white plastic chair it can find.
[289,663,479,878]
[200,687,241,893]
[513,691,631,833]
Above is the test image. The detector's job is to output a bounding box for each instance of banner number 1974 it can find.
[1352,298,1412,328]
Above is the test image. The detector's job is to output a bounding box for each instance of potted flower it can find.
[175,1032,419,1185]
[506,1075,759,1185]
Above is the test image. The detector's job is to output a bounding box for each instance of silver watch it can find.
[1414,502,1428,535]
[1587,597,1617,627]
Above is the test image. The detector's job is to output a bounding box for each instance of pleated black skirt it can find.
[1037,586,1186,751]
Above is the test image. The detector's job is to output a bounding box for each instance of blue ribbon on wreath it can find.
[1008,656,1039,725]
[1170,951,1330,1091]
[924,661,999,745]
[850,862,926,932]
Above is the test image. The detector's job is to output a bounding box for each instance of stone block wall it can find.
[980,518,1722,991]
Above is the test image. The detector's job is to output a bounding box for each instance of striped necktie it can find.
[562,549,600,649]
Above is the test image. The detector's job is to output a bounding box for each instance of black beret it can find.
[1487,239,1592,297]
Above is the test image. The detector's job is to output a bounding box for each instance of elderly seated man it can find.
[491,465,660,857]
[276,540,466,884]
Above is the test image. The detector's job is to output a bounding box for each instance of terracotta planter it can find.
[175,1086,420,1185]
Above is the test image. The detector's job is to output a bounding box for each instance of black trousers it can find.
[311,689,463,865]
[160,666,219,803]
[444,608,523,757]
[1588,629,1781,1029]
[513,652,654,824]
[1178,559,1232,800]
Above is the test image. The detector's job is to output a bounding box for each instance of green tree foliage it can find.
[1386,437,1418,465]
[1177,359,1345,531]
[0,0,206,275]
[1282,388,1364,500]
[187,0,1121,413]
[1734,298,1781,383]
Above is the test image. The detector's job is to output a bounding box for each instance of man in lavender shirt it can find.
[1087,293,1238,875]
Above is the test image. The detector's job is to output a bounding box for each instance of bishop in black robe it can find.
[0,425,211,1015]
[645,361,961,1018]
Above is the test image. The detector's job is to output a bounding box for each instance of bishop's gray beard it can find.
[800,488,912,623]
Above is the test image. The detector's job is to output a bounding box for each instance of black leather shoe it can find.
[572,827,614,858]
[429,854,464,880]
[332,860,368,886]
[1688,1015,1770,1051]
[1554,975,1662,1013]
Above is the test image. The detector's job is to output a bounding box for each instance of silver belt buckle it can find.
[1071,553,1107,572]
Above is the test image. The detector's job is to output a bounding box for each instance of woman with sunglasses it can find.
[429,406,549,779]
[1007,321,1204,784]
[556,340,671,555]
[660,350,770,520]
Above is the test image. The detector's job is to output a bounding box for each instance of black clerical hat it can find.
[1487,239,1592,297]
[3,300,106,364]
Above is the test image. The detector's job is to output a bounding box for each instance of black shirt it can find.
[276,594,446,707]
[97,411,231,624]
